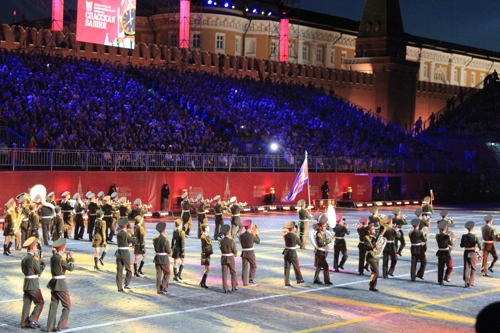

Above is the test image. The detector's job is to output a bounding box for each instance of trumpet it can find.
[251,224,260,236]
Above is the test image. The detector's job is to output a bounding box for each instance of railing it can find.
[0,126,27,147]
[0,148,474,174]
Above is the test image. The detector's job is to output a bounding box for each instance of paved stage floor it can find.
[1,204,500,332]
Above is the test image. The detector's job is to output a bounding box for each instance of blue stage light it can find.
[207,0,212,4]
[267,11,272,16]
[224,2,229,8]
[252,8,257,14]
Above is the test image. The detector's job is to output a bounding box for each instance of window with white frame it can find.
[480,74,485,88]
[270,40,278,60]
[341,51,347,60]
[215,33,225,52]
[316,48,323,62]
[245,38,256,57]
[423,64,428,79]
[453,68,458,84]
[191,33,201,48]
[434,68,445,82]
[235,36,241,56]
[288,42,295,59]
[330,50,335,66]
[302,45,309,61]
[471,72,476,87]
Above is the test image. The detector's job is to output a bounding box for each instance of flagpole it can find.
[306,151,311,209]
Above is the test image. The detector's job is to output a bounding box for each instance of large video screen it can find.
[76,0,136,49]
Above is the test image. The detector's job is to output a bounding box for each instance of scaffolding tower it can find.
[268,0,300,64]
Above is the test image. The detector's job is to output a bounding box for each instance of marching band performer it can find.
[101,196,115,243]
[313,216,332,285]
[219,224,238,293]
[51,207,64,245]
[19,195,30,245]
[332,214,349,272]
[171,219,186,281]
[92,210,108,270]
[200,223,213,288]
[196,195,209,239]
[180,194,194,237]
[115,219,137,292]
[87,193,99,241]
[297,199,311,250]
[368,206,382,231]
[460,221,482,288]
[20,236,45,329]
[212,195,225,240]
[133,216,147,277]
[40,195,54,246]
[28,203,40,239]
[46,238,75,332]
[382,216,399,278]
[47,192,56,207]
[282,221,304,286]
[409,219,427,281]
[3,198,15,256]
[436,220,454,285]
[73,193,86,240]
[240,219,260,286]
[118,197,131,220]
[60,192,73,239]
[415,208,429,253]
[357,216,369,275]
[153,222,171,294]
[132,198,148,218]
[392,208,407,256]
[229,197,243,239]
[481,215,498,276]
[421,195,434,222]
[365,224,380,291]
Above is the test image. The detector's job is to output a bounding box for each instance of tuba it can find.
[310,226,334,250]
[30,184,56,219]
[372,223,388,257]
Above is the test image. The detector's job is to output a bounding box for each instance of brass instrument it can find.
[251,224,260,236]
[310,226,334,250]
[371,222,388,258]
[13,206,24,235]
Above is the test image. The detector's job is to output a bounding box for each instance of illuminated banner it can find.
[76,0,136,49]
[52,0,64,31]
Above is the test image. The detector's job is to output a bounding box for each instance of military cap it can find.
[297,199,306,206]
[97,191,104,197]
[117,218,129,227]
[133,198,141,205]
[45,196,52,202]
[484,215,493,222]
[17,192,27,200]
[437,220,448,230]
[23,236,37,248]
[440,210,448,218]
[230,196,237,203]
[382,215,392,224]
[392,208,400,215]
[284,221,296,229]
[52,238,66,248]
[336,214,343,223]
[411,219,421,227]
[370,206,378,214]
[317,214,328,226]
[73,193,80,199]
[29,203,37,210]
[55,206,61,213]
[61,191,70,197]
[103,195,111,201]
[88,193,95,199]
[86,191,93,198]
[465,221,475,229]
[134,216,143,224]
[181,193,188,200]
[18,196,26,204]
[414,208,422,216]
[242,219,252,228]
[118,197,127,203]
[47,192,55,197]
[423,196,431,202]
[359,216,369,224]
[111,192,118,198]
[174,219,183,227]
[366,223,375,231]
[213,195,221,201]
[6,198,14,206]
[196,194,203,201]
[220,224,230,233]
[156,222,166,232]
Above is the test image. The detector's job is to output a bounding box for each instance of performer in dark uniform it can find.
[240,220,260,286]
[118,197,131,219]
[421,195,434,224]
[196,196,209,239]
[47,191,56,207]
[19,195,30,245]
[133,216,146,277]
[229,197,243,239]
[153,222,171,294]
[40,196,54,246]
[392,208,408,256]
[115,219,137,291]
[313,216,332,285]
[382,216,399,278]
[200,223,213,288]
[86,193,99,241]
[297,199,311,250]
[3,198,15,256]
[46,238,74,332]
[212,195,225,240]
[180,194,193,237]
[132,198,148,219]
[161,184,170,211]
[460,221,482,288]
[365,224,380,291]
[92,210,108,270]
[219,224,238,293]
[321,181,329,199]
[356,216,369,275]
[409,219,427,281]
[51,207,64,245]
[333,214,349,272]
[60,192,73,239]
[436,220,454,285]
[283,221,304,286]
[73,193,86,240]
[368,206,382,231]
[171,219,186,281]
[481,215,498,276]
[20,236,45,329]
[101,196,115,243]
[28,203,40,238]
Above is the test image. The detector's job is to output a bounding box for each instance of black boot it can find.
[99,251,106,266]
[178,265,184,280]
[7,242,12,254]
[3,244,9,256]
[397,244,405,256]
[313,269,321,284]
[200,273,208,289]
[134,263,140,277]
[138,261,145,275]
[94,257,100,270]
[173,268,178,281]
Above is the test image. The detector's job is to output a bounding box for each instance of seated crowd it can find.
[0,50,455,161]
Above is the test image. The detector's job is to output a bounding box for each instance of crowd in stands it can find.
[0,49,455,161]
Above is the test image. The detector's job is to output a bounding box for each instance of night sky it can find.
[1,0,499,52]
